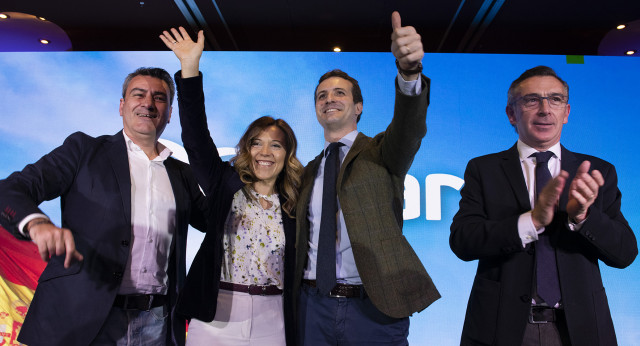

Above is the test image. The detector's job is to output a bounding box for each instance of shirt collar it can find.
[517,139,561,162]
[122,130,172,161]
[324,130,358,153]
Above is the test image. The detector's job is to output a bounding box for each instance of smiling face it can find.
[315,76,363,139]
[250,125,287,189]
[507,76,570,151]
[119,75,172,143]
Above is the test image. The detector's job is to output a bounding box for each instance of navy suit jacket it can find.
[174,73,297,345]
[450,143,637,345]
[0,131,207,346]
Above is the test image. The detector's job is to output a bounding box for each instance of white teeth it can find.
[257,161,273,166]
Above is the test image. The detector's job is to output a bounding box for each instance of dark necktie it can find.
[317,142,343,294]
[532,151,561,306]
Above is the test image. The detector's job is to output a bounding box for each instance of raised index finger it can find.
[391,11,402,30]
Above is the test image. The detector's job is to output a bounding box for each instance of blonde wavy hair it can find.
[230,116,303,218]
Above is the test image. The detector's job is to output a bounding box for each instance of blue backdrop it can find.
[0,51,638,345]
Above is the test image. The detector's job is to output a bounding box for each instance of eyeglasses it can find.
[514,94,568,109]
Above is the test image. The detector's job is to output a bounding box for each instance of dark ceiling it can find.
[2,0,640,55]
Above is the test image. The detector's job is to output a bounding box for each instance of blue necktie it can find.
[317,142,343,294]
[532,151,561,306]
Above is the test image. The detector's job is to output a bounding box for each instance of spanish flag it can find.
[0,227,46,345]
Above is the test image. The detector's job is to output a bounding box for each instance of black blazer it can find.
[450,143,637,345]
[174,73,297,345]
[0,131,207,346]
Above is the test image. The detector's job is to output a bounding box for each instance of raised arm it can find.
[160,27,234,198]
[381,12,429,176]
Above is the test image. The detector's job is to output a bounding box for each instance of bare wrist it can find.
[180,60,200,78]
[26,218,52,237]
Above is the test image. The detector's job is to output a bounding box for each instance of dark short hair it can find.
[507,65,569,105]
[122,67,175,105]
[315,69,364,122]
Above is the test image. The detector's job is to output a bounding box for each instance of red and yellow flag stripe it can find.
[0,227,46,345]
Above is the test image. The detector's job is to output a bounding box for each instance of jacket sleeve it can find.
[380,74,430,177]
[0,132,86,238]
[572,162,637,268]
[174,72,232,198]
[182,162,209,233]
[449,158,528,261]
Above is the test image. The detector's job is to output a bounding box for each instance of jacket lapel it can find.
[337,132,369,189]
[164,158,185,246]
[297,153,322,242]
[106,131,132,227]
[164,158,184,217]
[500,143,531,210]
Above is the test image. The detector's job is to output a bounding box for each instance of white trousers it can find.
[186,289,285,346]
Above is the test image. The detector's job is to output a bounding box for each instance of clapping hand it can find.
[566,161,604,223]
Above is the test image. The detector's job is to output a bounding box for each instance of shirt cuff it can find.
[518,211,541,247]
[566,216,586,231]
[397,72,421,96]
[18,213,50,237]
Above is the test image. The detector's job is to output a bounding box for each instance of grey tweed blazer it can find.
[294,74,440,318]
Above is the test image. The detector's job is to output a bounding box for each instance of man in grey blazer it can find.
[295,11,440,345]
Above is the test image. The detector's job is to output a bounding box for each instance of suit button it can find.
[527,247,535,255]
[520,295,530,302]
[121,240,129,247]
[113,272,123,280]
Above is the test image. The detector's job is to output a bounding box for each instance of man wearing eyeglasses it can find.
[450,65,637,345]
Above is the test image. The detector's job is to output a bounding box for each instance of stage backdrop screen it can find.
[1,51,638,345]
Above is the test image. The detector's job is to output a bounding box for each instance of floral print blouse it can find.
[220,189,286,289]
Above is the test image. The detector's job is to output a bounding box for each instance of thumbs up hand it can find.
[390,11,423,80]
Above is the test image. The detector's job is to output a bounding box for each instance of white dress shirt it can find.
[516,140,583,247]
[118,131,176,295]
[19,131,177,295]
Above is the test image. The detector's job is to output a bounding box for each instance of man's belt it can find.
[113,294,167,311]
[303,279,365,298]
[219,281,283,295]
[529,306,563,324]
